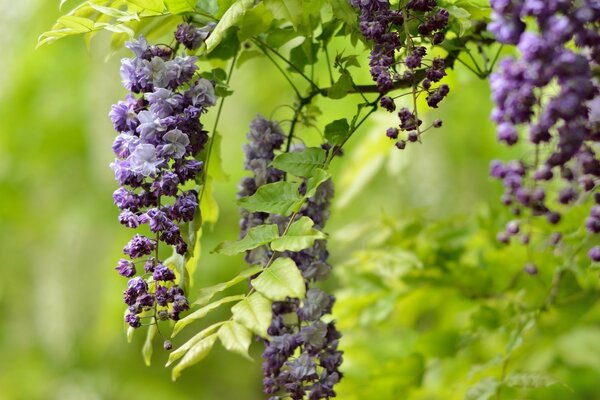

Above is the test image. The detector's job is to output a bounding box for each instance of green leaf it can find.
[172,295,245,337]
[329,0,357,25]
[231,292,272,338]
[238,181,303,216]
[504,372,559,388]
[305,168,331,198]
[200,179,219,224]
[171,333,218,380]
[271,216,326,252]
[195,266,263,306]
[272,147,326,177]
[214,224,280,256]
[166,321,225,367]
[125,0,165,13]
[327,72,353,99]
[164,0,196,13]
[206,131,229,182]
[264,0,304,29]
[58,15,95,32]
[324,118,350,146]
[238,2,272,41]
[251,257,306,301]
[142,323,157,366]
[465,377,498,400]
[87,3,136,19]
[206,0,254,52]
[217,321,253,360]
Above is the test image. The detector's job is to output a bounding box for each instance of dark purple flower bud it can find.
[380,96,396,112]
[164,340,173,351]
[119,210,141,228]
[589,246,600,262]
[497,231,510,244]
[506,220,520,235]
[123,234,156,258]
[155,284,169,306]
[407,131,419,142]
[585,216,600,233]
[115,259,136,277]
[523,263,538,276]
[395,140,406,150]
[153,264,176,281]
[172,190,198,221]
[386,127,399,139]
[546,212,561,225]
[558,187,578,204]
[433,119,443,128]
[125,313,141,328]
[172,294,190,314]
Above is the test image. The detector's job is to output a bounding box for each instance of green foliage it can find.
[270,216,326,252]
[251,257,306,301]
[231,292,272,337]
[272,147,326,177]
[237,181,303,216]
[217,321,253,360]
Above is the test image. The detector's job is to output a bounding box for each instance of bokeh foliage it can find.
[1,0,600,399]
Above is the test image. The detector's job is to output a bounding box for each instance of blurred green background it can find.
[2,1,600,399]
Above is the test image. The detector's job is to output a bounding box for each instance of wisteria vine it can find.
[238,116,343,400]
[110,27,216,330]
[351,0,449,149]
[488,0,600,262]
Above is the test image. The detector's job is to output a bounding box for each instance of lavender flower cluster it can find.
[110,29,217,328]
[238,116,343,399]
[488,0,600,260]
[351,0,449,149]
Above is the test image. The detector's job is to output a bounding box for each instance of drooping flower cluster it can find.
[351,0,449,149]
[238,116,343,400]
[110,32,217,328]
[488,1,600,261]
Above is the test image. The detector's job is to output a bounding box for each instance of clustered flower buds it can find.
[351,0,449,149]
[488,1,600,261]
[239,116,343,399]
[110,31,217,327]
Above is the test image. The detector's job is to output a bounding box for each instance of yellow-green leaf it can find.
[142,323,157,366]
[251,257,306,301]
[172,333,218,380]
[195,265,263,306]
[232,292,272,338]
[172,294,245,337]
[217,321,253,361]
[270,216,326,252]
[214,224,279,255]
[166,321,225,367]
[206,0,254,52]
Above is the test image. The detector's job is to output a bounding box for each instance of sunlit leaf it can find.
[214,224,279,255]
[166,321,225,367]
[272,147,326,177]
[271,216,326,252]
[195,265,263,306]
[264,0,304,29]
[251,257,306,301]
[171,333,218,380]
[206,0,254,52]
[238,181,303,216]
[172,295,245,337]
[142,323,157,366]
[217,321,253,360]
[231,292,272,338]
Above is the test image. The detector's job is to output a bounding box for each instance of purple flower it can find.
[115,259,136,277]
[123,234,156,258]
[158,129,190,159]
[153,264,176,281]
[128,144,163,176]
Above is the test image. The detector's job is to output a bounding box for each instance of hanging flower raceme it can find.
[351,0,449,149]
[110,32,217,328]
[238,116,343,400]
[488,0,600,261]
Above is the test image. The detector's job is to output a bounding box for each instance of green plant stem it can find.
[197,52,238,206]
[256,43,302,98]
